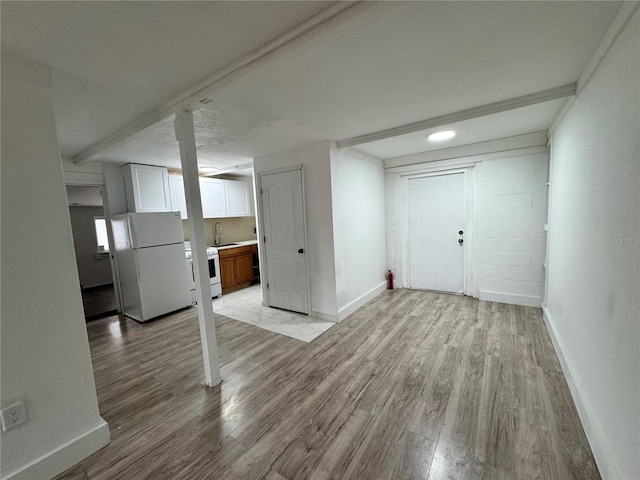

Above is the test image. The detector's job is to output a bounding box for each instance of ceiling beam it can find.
[335,83,577,149]
[73,1,369,165]
[203,162,254,177]
[577,2,639,94]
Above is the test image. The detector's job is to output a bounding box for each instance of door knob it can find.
[298,248,304,254]
[458,238,464,245]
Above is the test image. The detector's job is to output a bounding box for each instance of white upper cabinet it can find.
[166,174,253,218]
[225,179,251,217]
[168,174,188,219]
[200,178,226,218]
[123,164,171,213]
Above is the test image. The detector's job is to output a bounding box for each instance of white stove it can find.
[184,243,222,302]
[184,245,219,259]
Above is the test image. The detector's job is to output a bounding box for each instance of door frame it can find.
[64,180,124,313]
[398,166,476,296]
[255,165,311,314]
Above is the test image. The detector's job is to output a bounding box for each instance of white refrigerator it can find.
[112,212,191,322]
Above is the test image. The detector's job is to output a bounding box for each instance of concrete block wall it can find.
[476,151,548,306]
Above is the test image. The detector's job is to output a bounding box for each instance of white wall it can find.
[330,149,387,320]
[1,55,109,479]
[546,9,639,480]
[253,142,339,319]
[103,164,128,215]
[476,152,548,306]
[69,206,113,289]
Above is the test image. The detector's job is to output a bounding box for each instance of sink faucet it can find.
[214,222,223,246]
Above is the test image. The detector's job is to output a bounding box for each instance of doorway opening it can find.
[66,185,118,321]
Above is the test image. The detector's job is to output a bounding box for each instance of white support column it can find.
[174,109,221,387]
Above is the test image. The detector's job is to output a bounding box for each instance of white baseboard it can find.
[4,418,110,480]
[310,310,339,323]
[337,281,388,322]
[542,308,622,480]
[478,290,542,307]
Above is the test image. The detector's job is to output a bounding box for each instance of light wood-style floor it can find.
[57,289,600,480]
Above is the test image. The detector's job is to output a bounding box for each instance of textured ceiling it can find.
[97,98,326,168]
[1,1,334,159]
[2,1,622,168]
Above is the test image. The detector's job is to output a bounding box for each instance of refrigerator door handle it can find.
[135,252,142,283]
[129,217,138,250]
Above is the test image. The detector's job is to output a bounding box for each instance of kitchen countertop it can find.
[214,240,258,250]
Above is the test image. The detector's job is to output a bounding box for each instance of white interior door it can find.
[408,172,466,293]
[260,169,309,314]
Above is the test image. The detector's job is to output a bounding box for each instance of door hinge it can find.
[266,283,269,289]
[263,236,266,243]
[260,188,263,194]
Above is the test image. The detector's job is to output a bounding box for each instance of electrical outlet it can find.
[1,401,26,431]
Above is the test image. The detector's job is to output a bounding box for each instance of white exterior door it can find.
[260,169,309,314]
[408,172,465,293]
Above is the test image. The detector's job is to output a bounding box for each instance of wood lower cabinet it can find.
[220,257,239,289]
[219,244,258,291]
[236,253,254,284]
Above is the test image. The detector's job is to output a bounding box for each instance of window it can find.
[94,217,110,252]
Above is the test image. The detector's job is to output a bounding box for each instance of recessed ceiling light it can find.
[427,130,456,142]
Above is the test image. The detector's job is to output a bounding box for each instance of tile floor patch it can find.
[213,285,335,342]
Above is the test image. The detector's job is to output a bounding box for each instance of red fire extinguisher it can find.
[386,270,394,290]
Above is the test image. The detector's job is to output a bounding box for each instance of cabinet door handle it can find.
[298,248,304,254]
